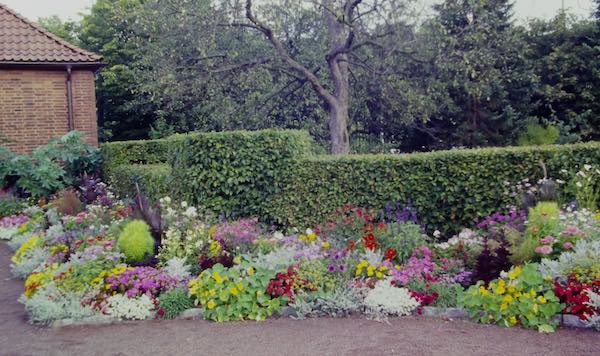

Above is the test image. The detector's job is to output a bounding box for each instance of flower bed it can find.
[1,158,600,333]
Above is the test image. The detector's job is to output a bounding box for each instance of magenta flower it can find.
[535,245,553,255]
[539,236,555,245]
[562,242,574,249]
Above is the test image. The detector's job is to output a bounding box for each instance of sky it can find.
[1,0,596,22]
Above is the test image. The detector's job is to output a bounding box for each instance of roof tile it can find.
[0,3,102,63]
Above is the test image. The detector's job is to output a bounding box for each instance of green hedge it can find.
[264,142,600,234]
[100,139,170,180]
[168,129,313,218]
[110,164,171,202]
[101,130,600,234]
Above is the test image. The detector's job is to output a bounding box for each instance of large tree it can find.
[234,0,415,154]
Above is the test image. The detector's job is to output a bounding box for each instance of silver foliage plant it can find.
[10,247,50,279]
[163,256,192,282]
[292,286,367,319]
[584,290,600,331]
[539,239,600,282]
[19,283,97,325]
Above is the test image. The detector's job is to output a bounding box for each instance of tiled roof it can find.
[0,3,102,63]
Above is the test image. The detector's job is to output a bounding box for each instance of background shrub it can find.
[102,130,600,234]
[168,129,313,218]
[110,164,171,202]
[100,138,170,180]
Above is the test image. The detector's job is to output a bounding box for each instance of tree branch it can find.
[244,0,336,107]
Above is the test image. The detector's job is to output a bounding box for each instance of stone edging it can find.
[49,307,591,329]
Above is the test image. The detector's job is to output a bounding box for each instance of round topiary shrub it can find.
[117,220,155,264]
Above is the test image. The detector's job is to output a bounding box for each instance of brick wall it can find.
[0,68,98,153]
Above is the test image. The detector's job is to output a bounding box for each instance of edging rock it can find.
[417,307,469,319]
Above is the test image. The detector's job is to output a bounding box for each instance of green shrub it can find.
[110,164,171,201]
[265,142,600,234]
[168,129,313,218]
[0,196,27,217]
[100,138,170,181]
[511,202,560,264]
[1,131,99,198]
[117,220,155,264]
[157,288,193,319]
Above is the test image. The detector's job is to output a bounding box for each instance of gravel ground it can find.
[1,243,598,356]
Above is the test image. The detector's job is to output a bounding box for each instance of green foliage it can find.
[296,259,341,295]
[37,15,80,44]
[158,288,193,319]
[169,129,313,218]
[188,263,284,322]
[266,141,600,234]
[117,220,155,264]
[379,222,429,263]
[512,202,560,264]
[461,264,563,332]
[110,164,171,202]
[1,132,100,198]
[517,121,560,146]
[100,138,170,179]
[406,280,463,308]
[0,196,27,218]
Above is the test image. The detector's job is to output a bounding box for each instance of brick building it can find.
[0,4,104,153]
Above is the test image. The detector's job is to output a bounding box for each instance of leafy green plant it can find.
[461,264,563,332]
[117,220,155,264]
[562,164,600,210]
[1,131,99,198]
[157,288,193,319]
[517,121,560,146]
[0,196,27,217]
[188,263,284,322]
[511,202,560,264]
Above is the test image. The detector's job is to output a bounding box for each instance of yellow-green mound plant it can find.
[117,220,155,263]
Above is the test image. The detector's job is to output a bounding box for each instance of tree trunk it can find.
[325,2,351,154]
[328,100,350,154]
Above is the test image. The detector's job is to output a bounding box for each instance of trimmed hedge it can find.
[264,142,600,234]
[100,139,170,180]
[110,164,171,202]
[101,130,600,234]
[168,129,313,218]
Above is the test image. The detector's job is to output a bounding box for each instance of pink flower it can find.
[562,242,573,249]
[539,236,555,245]
[535,245,553,255]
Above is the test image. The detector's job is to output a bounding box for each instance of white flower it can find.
[433,230,441,238]
[181,201,188,208]
[577,171,586,178]
[560,169,568,174]
[584,164,592,171]
[273,231,284,240]
[576,182,583,188]
[183,206,197,218]
[364,279,420,316]
[556,179,565,184]
[305,228,314,235]
[106,294,155,320]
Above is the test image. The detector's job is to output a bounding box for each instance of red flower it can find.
[384,248,397,261]
[348,240,355,251]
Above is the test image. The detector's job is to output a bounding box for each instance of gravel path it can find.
[1,243,598,356]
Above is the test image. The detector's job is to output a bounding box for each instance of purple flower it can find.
[327,264,336,273]
[338,264,346,272]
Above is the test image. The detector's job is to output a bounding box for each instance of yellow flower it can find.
[236,283,244,291]
[233,256,241,265]
[208,225,217,237]
[479,286,489,295]
[537,296,547,304]
[207,300,216,309]
[500,303,508,311]
[209,289,217,296]
[508,285,516,294]
[544,276,553,282]
[212,271,223,284]
[508,266,521,280]
[529,289,537,297]
[503,295,513,303]
[509,316,517,325]
[496,286,505,295]
[378,265,388,272]
[367,265,376,277]
[230,286,239,296]
[321,241,330,249]
[357,260,369,268]
[247,266,255,276]
[376,271,383,279]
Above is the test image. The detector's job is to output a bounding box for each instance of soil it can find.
[1,243,598,356]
